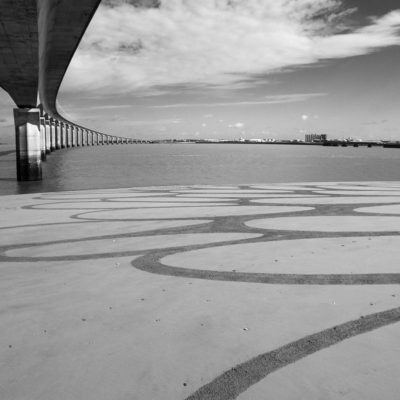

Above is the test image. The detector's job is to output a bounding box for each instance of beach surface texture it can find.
[2,181,400,400]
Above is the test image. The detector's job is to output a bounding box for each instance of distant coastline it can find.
[131,138,400,148]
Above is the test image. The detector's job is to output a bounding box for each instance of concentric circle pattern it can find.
[2,182,400,400]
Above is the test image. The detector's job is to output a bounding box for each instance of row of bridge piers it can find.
[15,107,132,181]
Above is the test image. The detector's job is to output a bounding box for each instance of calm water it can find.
[1,143,400,195]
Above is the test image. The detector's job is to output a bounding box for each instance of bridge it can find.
[0,0,132,181]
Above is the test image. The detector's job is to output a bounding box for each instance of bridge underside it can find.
[0,0,38,108]
[0,0,131,181]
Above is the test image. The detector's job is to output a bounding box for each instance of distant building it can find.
[305,133,327,143]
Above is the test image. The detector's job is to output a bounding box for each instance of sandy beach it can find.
[2,181,400,399]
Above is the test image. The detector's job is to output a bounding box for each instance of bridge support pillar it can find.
[66,124,70,148]
[54,121,60,150]
[39,117,46,161]
[61,123,66,148]
[50,119,56,151]
[44,119,51,154]
[71,126,76,147]
[77,127,81,146]
[14,108,42,181]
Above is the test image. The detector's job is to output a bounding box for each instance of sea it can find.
[1,143,400,195]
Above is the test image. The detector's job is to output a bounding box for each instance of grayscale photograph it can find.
[1,1,400,399]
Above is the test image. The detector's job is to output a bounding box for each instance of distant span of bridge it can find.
[0,0,133,181]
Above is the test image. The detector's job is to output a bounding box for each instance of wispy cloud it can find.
[78,104,133,111]
[61,0,400,95]
[150,92,327,108]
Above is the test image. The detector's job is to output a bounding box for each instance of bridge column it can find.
[50,118,56,151]
[81,129,86,146]
[14,108,42,181]
[76,127,80,146]
[61,123,66,148]
[96,132,99,145]
[55,121,61,150]
[65,124,71,148]
[101,134,105,145]
[39,117,46,161]
[78,127,81,146]
[44,118,51,154]
[69,126,73,147]
[71,126,76,147]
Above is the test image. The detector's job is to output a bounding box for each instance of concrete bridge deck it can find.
[1,181,400,400]
[0,0,132,181]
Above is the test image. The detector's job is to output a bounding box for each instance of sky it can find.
[1,0,400,142]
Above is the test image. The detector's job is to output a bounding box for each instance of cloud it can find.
[228,122,245,128]
[102,0,160,9]
[150,92,326,108]
[61,1,400,95]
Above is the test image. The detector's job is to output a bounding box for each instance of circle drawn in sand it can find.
[79,206,313,220]
[355,205,400,215]
[6,233,261,258]
[161,236,400,274]
[251,197,400,205]
[245,216,400,232]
